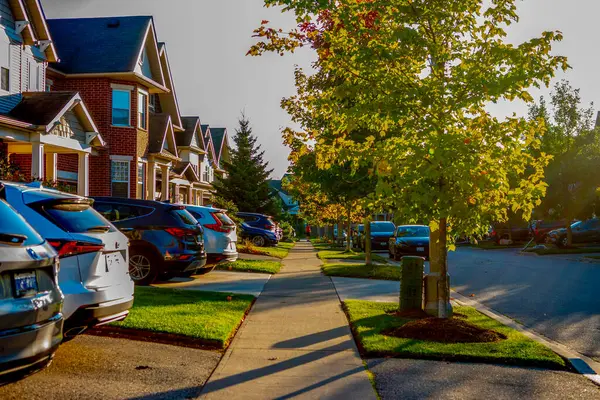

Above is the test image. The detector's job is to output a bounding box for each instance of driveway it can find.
[153,270,272,297]
[448,247,600,362]
[0,335,221,400]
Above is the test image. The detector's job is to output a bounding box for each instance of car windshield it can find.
[370,222,395,232]
[397,226,430,237]
[0,200,44,246]
[43,202,116,233]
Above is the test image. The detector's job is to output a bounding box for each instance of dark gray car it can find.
[0,196,63,380]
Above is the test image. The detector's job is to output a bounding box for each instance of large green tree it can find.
[251,0,567,317]
[212,114,278,215]
[529,80,600,246]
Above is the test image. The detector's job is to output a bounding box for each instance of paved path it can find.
[448,247,600,362]
[153,270,271,297]
[201,241,376,399]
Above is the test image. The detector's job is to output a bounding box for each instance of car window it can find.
[94,202,153,222]
[171,209,198,226]
[42,202,116,233]
[371,222,395,232]
[214,212,235,226]
[189,210,204,220]
[0,200,44,246]
[396,226,430,237]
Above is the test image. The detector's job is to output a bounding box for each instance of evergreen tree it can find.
[213,114,278,215]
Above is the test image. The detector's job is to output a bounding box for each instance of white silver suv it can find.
[3,182,133,339]
[185,205,238,264]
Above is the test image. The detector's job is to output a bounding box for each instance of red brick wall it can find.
[53,77,145,197]
[57,154,78,172]
[10,154,31,177]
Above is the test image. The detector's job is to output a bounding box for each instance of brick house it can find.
[45,15,184,200]
[0,0,104,195]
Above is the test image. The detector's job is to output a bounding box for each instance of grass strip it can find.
[343,300,565,369]
[110,287,254,349]
[218,259,282,274]
[237,242,294,259]
[322,263,401,281]
[318,249,388,263]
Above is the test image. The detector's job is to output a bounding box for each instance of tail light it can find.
[205,213,234,233]
[165,227,198,237]
[265,224,275,231]
[48,240,105,258]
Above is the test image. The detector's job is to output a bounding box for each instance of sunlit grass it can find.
[218,259,282,274]
[322,263,401,281]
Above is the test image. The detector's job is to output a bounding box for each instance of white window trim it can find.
[112,89,132,127]
[110,155,133,161]
[110,83,134,91]
[138,90,148,130]
[111,159,131,198]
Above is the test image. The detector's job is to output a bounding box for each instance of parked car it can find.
[237,212,277,233]
[546,219,600,247]
[490,222,532,243]
[531,219,570,244]
[239,223,278,247]
[3,182,133,339]
[185,205,238,264]
[0,195,63,379]
[360,221,396,251]
[389,225,430,261]
[92,198,207,285]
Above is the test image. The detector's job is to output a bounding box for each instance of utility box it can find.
[399,256,424,312]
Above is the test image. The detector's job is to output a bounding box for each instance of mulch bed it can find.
[382,314,507,343]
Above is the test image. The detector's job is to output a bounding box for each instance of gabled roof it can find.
[210,127,227,162]
[200,124,217,164]
[5,91,103,144]
[148,113,179,160]
[171,161,200,182]
[8,0,58,62]
[178,116,206,153]
[47,16,166,91]
[157,42,183,130]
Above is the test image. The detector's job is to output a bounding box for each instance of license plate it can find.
[105,253,123,272]
[417,247,425,252]
[380,242,387,246]
[14,271,37,297]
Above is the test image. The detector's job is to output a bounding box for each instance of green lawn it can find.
[237,242,294,259]
[218,259,282,274]
[111,287,254,348]
[317,249,388,263]
[344,300,565,368]
[322,263,401,281]
[526,247,600,255]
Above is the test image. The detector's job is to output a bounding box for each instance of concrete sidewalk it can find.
[201,241,376,399]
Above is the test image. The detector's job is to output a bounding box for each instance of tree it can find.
[251,0,567,317]
[529,80,600,246]
[213,114,278,215]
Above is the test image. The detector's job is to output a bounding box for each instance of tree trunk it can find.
[566,220,573,247]
[346,206,352,252]
[427,218,452,318]
[329,224,335,242]
[364,216,372,266]
[337,219,343,246]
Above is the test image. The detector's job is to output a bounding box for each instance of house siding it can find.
[0,0,15,30]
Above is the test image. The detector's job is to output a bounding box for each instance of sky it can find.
[42,0,600,178]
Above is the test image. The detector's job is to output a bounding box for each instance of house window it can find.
[137,162,145,199]
[112,89,131,126]
[111,160,130,198]
[1,67,8,91]
[149,94,157,113]
[138,92,148,130]
[203,164,210,182]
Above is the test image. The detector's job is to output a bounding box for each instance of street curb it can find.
[452,290,600,387]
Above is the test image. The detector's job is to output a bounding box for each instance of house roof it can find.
[177,116,201,148]
[47,16,152,74]
[210,128,226,161]
[8,91,76,126]
[148,113,177,159]
[171,161,200,182]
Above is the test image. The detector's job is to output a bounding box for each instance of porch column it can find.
[188,187,194,204]
[77,152,89,197]
[160,165,170,201]
[147,161,157,201]
[173,184,180,203]
[198,189,204,206]
[31,142,44,180]
[45,153,57,182]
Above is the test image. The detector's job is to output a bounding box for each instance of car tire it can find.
[129,248,159,285]
[252,235,266,247]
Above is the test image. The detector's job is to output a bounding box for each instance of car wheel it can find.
[252,235,266,247]
[129,249,159,285]
[559,236,569,248]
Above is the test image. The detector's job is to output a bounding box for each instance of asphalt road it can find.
[0,335,221,400]
[448,248,600,362]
